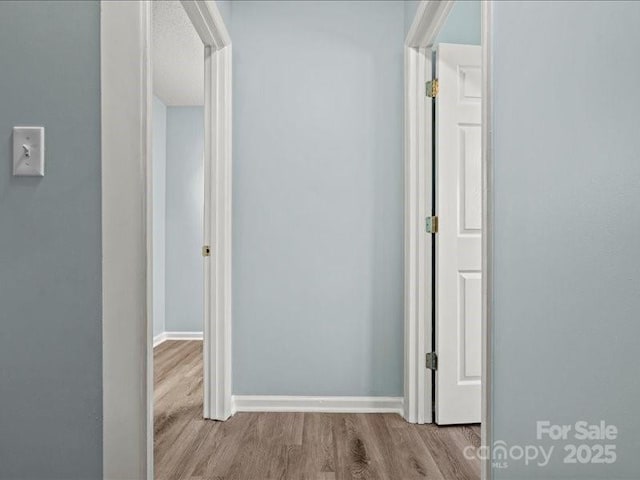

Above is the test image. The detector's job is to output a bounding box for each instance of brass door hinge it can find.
[202,245,211,257]
[426,79,439,98]
[426,352,438,370]
[426,216,439,234]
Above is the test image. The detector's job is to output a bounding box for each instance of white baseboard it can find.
[153,331,203,347]
[231,395,404,415]
[153,332,167,347]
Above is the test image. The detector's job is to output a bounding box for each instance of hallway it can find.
[154,341,480,479]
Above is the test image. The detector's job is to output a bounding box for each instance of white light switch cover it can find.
[13,126,45,176]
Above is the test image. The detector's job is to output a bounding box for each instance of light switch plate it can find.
[13,126,45,176]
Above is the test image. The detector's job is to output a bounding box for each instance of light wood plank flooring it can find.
[154,340,480,480]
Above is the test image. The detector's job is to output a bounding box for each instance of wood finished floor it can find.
[154,340,480,480]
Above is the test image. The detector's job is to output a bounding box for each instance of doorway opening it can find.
[101,1,232,477]
[404,0,490,478]
[151,1,206,474]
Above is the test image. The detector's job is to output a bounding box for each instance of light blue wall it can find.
[434,0,480,45]
[404,0,419,36]
[231,0,405,396]
[165,107,204,333]
[152,96,167,338]
[492,1,640,478]
[217,0,232,30]
[404,1,481,44]
[0,1,101,478]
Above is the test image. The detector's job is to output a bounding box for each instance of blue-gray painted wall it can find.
[403,1,481,45]
[231,0,405,396]
[217,0,232,30]
[404,0,419,36]
[153,96,167,338]
[434,0,480,45]
[165,107,205,333]
[492,1,640,477]
[0,1,102,478]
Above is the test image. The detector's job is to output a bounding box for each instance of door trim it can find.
[403,1,493,479]
[403,43,433,425]
[480,4,494,480]
[101,1,231,478]
[403,0,454,426]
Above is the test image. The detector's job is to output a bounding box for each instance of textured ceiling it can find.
[152,1,204,106]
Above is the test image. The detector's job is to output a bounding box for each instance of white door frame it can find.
[403,1,493,478]
[181,0,233,424]
[101,1,232,479]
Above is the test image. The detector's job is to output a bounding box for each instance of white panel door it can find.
[435,43,482,425]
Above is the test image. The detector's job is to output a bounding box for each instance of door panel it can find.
[435,43,482,425]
